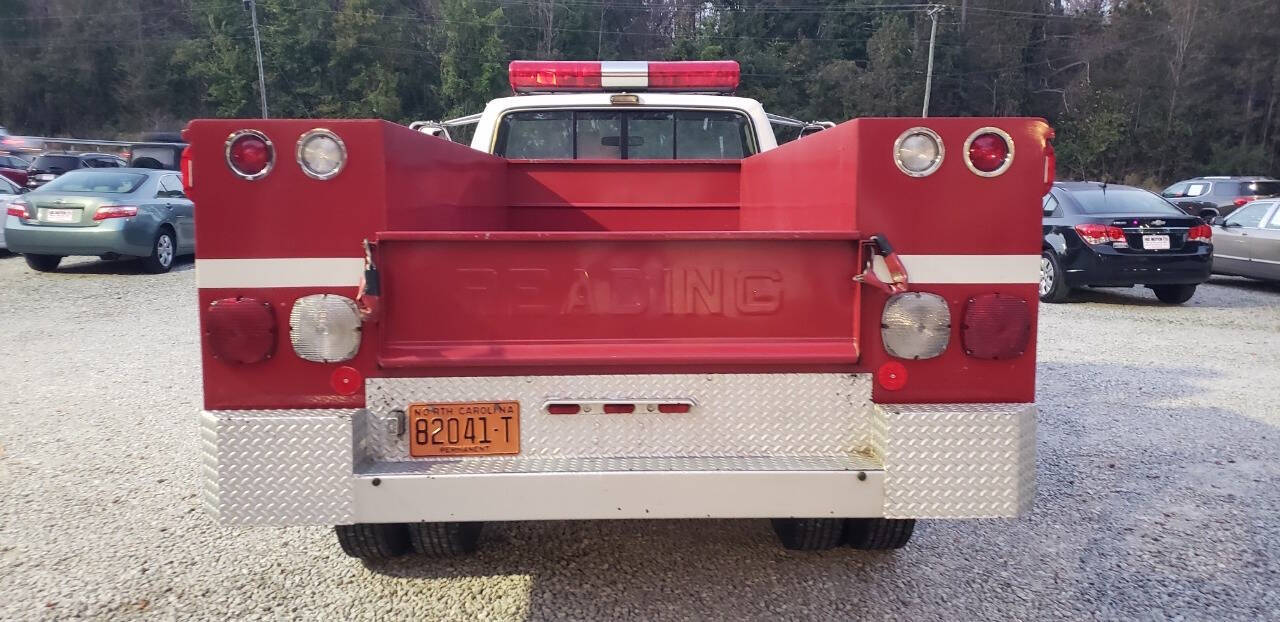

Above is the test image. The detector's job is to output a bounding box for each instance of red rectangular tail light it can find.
[962,294,1031,360]
[205,297,277,364]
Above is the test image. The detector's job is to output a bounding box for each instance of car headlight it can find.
[881,292,951,360]
[289,294,361,362]
[296,129,347,180]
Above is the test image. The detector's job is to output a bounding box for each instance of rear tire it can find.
[844,518,916,550]
[408,521,484,557]
[25,254,62,272]
[1039,251,1069,303]
[771,518,845,551]
[1151,284,1197,304]
[140,229,176,274]
[334,523,411,560]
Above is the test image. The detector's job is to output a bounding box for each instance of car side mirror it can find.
[1221,220,1241,228]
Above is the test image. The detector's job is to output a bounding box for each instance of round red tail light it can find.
[225,130,274,180]
[205,297,277,364]
[964,128,1014,176]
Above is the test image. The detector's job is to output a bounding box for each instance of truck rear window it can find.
[496,109,755,160]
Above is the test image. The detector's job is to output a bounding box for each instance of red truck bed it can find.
[187,117,1051,409]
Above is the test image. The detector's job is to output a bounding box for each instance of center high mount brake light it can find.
[508,60,740,94]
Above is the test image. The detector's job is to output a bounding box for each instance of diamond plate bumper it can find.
[200,374,1035,525]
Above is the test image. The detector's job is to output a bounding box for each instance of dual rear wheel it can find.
[335,522,483,561]
[770,517,916,551]
[336,518,915,560]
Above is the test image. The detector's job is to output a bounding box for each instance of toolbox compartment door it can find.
[373,231,862,369]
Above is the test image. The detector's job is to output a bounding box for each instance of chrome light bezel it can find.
[224,129,275,181]
[295,128,347,181]
[963,126,1015,178]
[893,127,945,177]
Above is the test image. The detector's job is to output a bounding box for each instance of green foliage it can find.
[0,0,1278,183]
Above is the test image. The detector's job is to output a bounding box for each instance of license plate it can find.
[44,208,76,223]
[1142,234,1170,250]
[408,401,520,457]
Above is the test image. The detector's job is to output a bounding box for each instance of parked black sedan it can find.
[1041,182,1213,304]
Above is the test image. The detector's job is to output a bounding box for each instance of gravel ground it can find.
[1,252,1278,621]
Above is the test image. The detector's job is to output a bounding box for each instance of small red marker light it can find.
[658,403,692,413]
[877,362,908,391]
[603,403,635,414]
[547,403,580,415]
[330,366,363,396]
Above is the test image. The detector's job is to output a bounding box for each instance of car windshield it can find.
[1068,187,1184,215]
[38,171,147,194]
[495,109,755,159]
[31,155,80,171]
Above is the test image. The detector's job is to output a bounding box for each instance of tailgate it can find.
[373,231,863,369]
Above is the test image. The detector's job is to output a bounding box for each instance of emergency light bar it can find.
[509,60,740,93]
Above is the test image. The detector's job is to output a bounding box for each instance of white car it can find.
[0,175,24,250]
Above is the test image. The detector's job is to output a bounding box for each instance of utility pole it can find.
[922,5,943,118]
[244,0,269,119]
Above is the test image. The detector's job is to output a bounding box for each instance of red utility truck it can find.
[189,61,1052,560]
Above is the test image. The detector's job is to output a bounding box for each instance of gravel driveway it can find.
[1,253,1277,621]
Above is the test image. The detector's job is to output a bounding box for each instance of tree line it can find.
[1,0,1278,186]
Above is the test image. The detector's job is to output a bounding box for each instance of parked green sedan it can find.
[3,168,193,273]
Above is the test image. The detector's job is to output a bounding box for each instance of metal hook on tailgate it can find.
[356,239,382,323]
[854,234,910,295]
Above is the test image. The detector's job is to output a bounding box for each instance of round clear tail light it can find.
[881,292,951,360]
[225,130,274,180]
[965,127,1014,176]
[296,129,347,180]
[289,294,362,363]
[893,127,944,177]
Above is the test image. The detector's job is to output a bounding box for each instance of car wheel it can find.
[334,523,411,560]
[771,518,845,551]
[844,518,916,550]
[140,229,176,274]
[407,522,484,557]
[1151,284,1197,304]
[25,254,63,272]
[1039,251,1069,303]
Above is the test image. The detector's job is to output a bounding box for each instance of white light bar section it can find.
[600,61,649,89]
[197,258,365,288]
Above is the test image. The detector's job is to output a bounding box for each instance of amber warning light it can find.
[509,60,740,93]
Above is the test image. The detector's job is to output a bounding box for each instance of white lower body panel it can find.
[200,373,1036,525]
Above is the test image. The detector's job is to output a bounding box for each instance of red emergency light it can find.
[509,60,740,94]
